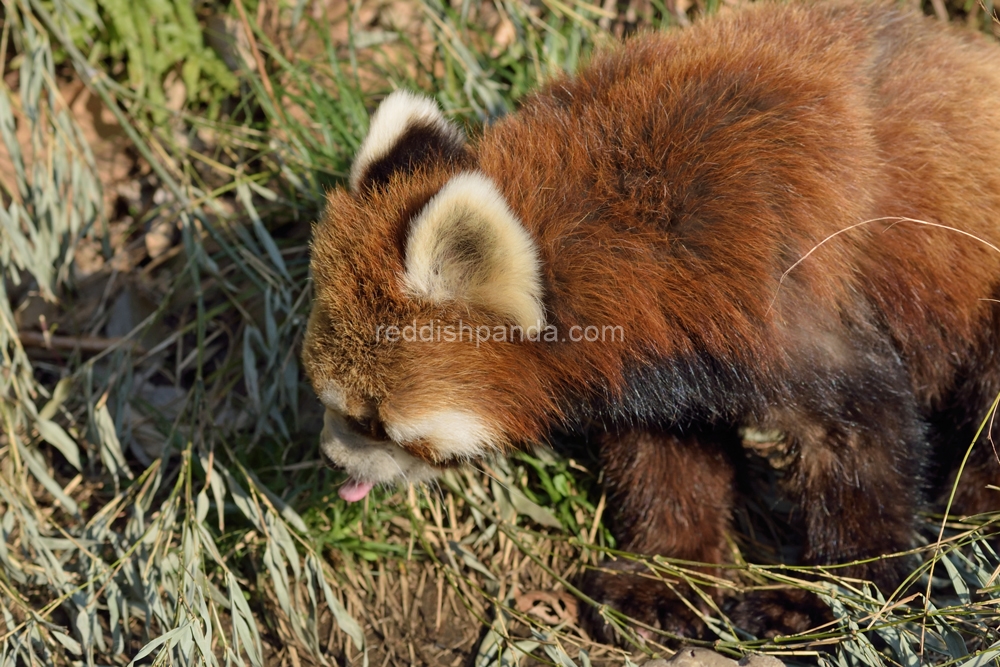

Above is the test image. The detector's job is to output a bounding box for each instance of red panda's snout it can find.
[314,376,510,501]
[318,405,439,502]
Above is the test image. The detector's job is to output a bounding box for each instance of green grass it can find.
[2,0,1000,665]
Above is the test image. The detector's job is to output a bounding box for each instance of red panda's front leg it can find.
[725,394,926,638]
[783,399,926,591]
[581,429,736,641]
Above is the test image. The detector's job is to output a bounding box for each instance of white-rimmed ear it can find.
[402,171,546,329]
[350,90,466,193]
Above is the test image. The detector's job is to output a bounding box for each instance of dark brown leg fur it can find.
[725,588,835,640]
[581,429,735,641]
[766,337,930,592]
[950,444,1000,517]
[942,302,1000,518]
[728,398,925,637]
[724,412,924,638]
[788,415,923,590]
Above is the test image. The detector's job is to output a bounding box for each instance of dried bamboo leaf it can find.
[127,624,187,666]
[35,417,82,471]
[0,86,27,196]
[95,403,133,481]
[16,437,79,515]
[38,376,74,421]
[958,642,1000,667]
[450,541,497,582]
[228,573,264,667]
[307,554,365,652]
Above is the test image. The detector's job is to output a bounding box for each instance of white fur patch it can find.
[320,381,376,418]
[403,171,546,329]
[385,409,498,461]
[319,382,349,413]
[349,90,464,192]
[321,410,439,485]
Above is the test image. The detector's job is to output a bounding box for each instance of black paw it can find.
[579,559,710,645]
[725,588,835,639]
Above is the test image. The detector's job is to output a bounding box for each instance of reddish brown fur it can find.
[304,1,1000,638]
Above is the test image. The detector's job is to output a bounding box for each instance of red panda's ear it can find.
[350,91,466,194]
[402,171,546,330]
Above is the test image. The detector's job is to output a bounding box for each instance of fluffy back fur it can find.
[304,0,1000,635]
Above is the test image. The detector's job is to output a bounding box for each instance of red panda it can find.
[303,1,1000,638]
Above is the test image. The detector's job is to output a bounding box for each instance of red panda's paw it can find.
[579,560,710,646]
[724,589,834,640]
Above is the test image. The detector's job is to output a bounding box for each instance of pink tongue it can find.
[339,478,375,503]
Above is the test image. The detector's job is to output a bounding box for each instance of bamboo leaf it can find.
[39,376,74,421]
[242,328,261,412]
[196,489,210,525]
[128,624,187,665]
[228,573,263,667]
[237,182,290,281]
[35,418,82,471]
[308,554,364,652]
[244,468,308,534]
[220,466,264,531]
[957,641,1000,667]
[507,486,561,529]
[50,630,82,655]
[94,403,133,480]
[17,438,79,514]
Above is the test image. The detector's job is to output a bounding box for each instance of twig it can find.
[18,331,146,355]
[232,0,288,126]
[931,0,948,21]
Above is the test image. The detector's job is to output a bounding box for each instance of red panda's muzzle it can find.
[320,409,443,501]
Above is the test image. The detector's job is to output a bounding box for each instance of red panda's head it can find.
[303,91,555,502]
